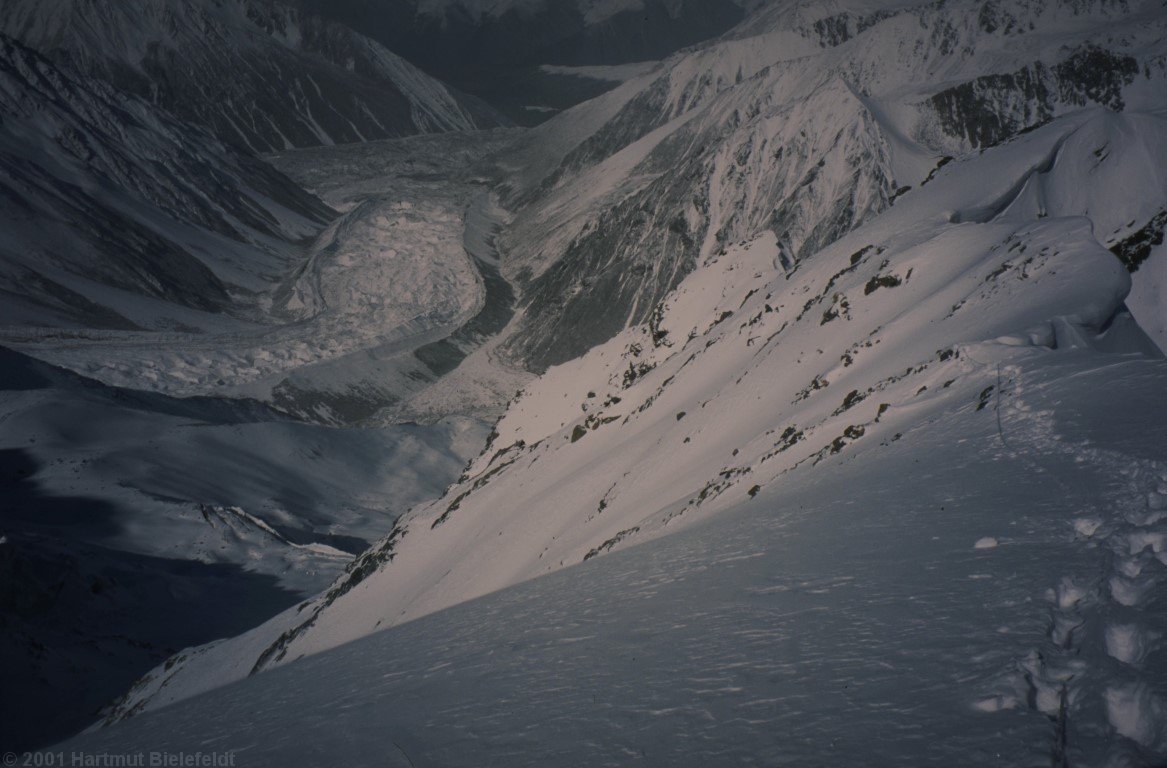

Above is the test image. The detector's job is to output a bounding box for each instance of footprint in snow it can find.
[972,364,1167,760]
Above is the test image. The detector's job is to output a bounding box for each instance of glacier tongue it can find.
[0,96,521,425]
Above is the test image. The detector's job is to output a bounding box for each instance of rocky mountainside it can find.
[0,35,333,332]
[0,0,505,153]
[491,0,1167,370]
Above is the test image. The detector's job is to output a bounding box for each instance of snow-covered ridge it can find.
[0,0,504,153]
[55,340,1167,763]
[102,105,1166,731]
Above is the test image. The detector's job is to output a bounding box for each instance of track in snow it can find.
[974,354,1167,764]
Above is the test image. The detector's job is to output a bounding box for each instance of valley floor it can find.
[57,345,1167,766]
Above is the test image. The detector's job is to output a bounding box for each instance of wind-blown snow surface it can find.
[93,102,1167,763]
[491,0,1167,370]
[0,0,503,153]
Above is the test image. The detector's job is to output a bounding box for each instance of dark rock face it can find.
[508,178,703,370]
[1111,210,1167,272]
[810,9,897,46]
[928,67,1054,149]
[927,45,1140,149]
[1051,46,1140,108]
[537,77,675,197]
[0,0,504,152]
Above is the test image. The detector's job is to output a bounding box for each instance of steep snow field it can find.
[60,345,1167,766]
[1128,243,1167,353]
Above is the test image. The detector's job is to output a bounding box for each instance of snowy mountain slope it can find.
[296,0,756,124]
[491,0,1167,370]
[60,305,1167,766]
[0,36,333,333]
[0,344,488,751]
[0,0,504,154]
[1129,242,1167,352]
[101,106,1166,735]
